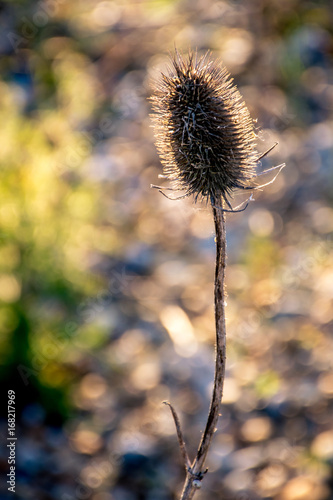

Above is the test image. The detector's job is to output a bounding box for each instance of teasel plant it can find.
[150,50,285,499]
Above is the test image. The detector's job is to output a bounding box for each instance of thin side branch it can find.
[241,163,285,190]
[179,195,227,499]
[256,141,278,161]
[163,401,191,470]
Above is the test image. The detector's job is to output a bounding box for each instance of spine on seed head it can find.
[151,50,259,204]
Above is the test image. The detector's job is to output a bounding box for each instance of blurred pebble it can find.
[278,476,329,500]
[223,469,253,491]
[223,377,241,404]
[256,463,287,496]
[318,372,333,396]
[311,430,333,459]
[240,416,273,442]
[70,430,103,454]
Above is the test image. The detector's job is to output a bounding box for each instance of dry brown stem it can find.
[174,195,227,499]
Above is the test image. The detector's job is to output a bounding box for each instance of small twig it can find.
[163,401,191,471]
[242,163,285,190]
[256,163,286,177]
[256,141,278,161]
[150,184,174,191]
[211,193,254,213]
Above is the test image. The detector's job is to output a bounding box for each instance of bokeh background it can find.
[0,1,333,499]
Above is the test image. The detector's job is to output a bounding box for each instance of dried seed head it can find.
[151,50,259,204]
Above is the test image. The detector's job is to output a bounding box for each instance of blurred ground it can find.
[0,1,333,499]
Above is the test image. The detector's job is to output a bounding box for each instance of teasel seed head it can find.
[151,50,259,205]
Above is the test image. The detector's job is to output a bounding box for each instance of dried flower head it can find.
[151,50,259,205]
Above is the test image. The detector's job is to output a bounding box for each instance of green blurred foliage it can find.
[0,22,110,420]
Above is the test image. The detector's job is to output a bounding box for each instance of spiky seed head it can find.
[150,50,259,204]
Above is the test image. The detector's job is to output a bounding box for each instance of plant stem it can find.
[179,196,227,499]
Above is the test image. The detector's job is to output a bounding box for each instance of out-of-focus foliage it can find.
[0,1,332,499]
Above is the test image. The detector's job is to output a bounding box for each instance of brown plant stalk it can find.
[150,50,284,499]
[179,196,226,499]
